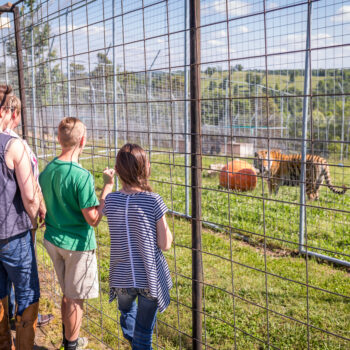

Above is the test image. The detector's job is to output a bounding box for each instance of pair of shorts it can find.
[44,239,99,300]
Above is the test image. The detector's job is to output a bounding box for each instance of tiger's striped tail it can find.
[323,166,347,195]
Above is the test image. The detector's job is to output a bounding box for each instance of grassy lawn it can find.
[83,148,350,263]
[36,216,350,349]
[36,145,350,349]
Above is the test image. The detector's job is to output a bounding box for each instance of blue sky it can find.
[1,0,350,73]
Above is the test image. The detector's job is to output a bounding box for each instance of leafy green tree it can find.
[204,66,217,76]
[5,0,60,106]
[289,71,295,83]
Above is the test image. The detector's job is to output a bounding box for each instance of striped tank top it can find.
[104,191,172,313]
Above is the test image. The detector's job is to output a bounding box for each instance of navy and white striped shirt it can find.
[104,191,172,313]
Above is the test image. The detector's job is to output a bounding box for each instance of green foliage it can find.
[246,71,262,86]
[289,71,295,82]
[205,66,218,76]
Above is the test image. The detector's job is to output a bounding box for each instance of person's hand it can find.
[103,168,115,185]
[38,199,46,228]
[38,212,46,228]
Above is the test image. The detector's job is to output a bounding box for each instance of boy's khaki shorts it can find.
[44,239,99,300]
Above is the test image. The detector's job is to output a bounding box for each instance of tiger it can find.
[254,150,347,200]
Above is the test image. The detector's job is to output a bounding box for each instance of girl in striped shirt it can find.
[103,144,173,349]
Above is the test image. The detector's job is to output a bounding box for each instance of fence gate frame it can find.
[298,0,350,268]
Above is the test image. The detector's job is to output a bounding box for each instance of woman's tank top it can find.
[0,133,32,240]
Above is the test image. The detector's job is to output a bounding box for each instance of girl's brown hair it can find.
[116,144,152,192]
[0,85,13,110]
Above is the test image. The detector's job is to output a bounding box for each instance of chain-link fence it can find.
[1,0,349,348]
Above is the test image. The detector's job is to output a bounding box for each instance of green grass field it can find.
[85,149,350,263]
[36,146,350,349]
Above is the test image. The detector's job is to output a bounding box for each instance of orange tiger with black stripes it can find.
[254,150,347,201]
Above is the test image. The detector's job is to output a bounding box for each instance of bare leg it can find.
[61,295,84,341]
[61,295,66,325]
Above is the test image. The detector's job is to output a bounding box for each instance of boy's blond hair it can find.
[58,117,86,148]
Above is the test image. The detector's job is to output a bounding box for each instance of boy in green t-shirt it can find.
[39,117,114,350]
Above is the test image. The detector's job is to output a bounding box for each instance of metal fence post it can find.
[339,82,345,161]
[12,6,28,140]
[190,0,202,348]
[299,0,313,253]
[112,0,118,188]
[30,24,38,154]
[65,10,71,116]
[184,0,189,217]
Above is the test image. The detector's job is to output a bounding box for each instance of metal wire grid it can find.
[1,0,349,348]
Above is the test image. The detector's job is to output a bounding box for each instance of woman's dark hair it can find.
[116,143,152,192]
[0,85,13,109]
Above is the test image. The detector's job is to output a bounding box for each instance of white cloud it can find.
[217,29,227,38]
[206,30,227,47]
[238,25,249,33]
[313,33,331,40]
[212,0,251,17]
[208,39,226,47]
[215,46,236,55]
[88,25,106,36]
[229,47,236,54]
[285,32,332,45]
[331,5,350,23]
[267,2,279,10]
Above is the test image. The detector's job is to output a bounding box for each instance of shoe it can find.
[61,337,89,350]
[0,296,15,350]
[76,337,89,349]
[37,313,54,327]
[15,301,39,350]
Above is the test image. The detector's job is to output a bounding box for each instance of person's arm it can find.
[81,168,115,227]
[38,190,46,226]
[81,206,100,227]
[156,215,173,251]
[6,139,40,225]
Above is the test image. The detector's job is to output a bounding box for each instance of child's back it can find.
[104,191,172,312]
[39,117,110,350]
[40,158,98,251]
[103,143,173,350]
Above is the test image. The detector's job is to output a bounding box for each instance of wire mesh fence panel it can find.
[1,0,349,349]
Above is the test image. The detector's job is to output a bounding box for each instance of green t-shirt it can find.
[39,158,99,251]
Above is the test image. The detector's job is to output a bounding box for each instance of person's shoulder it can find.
[139,192,164,205]
[142,191,159,198]
[39,158,57,177]
[4,129,19,138]
[133,191,157,200]
[73,163,91,175]
[6,137,25,154]
[105,191,123,206]
[106,191,118,199]
[147,192,163,201]
[70,167,95,191]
